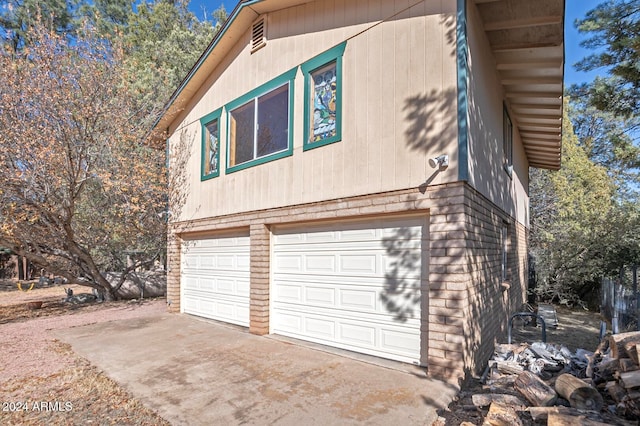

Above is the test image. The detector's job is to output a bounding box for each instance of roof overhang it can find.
[150,0,314,141]
[474,0,565,170]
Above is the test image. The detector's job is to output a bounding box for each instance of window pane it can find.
[310,61,337,143]
[204,119,219,175]
[257,84,289,157]
[503,108,512,166]
[230,100,255,166]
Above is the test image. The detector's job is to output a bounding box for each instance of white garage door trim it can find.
[181,232,250,327]
[271,216,427,365]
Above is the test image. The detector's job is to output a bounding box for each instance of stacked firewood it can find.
[466,332,640,425]
[591,331,640,420]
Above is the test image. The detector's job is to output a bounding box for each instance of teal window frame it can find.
[225,67,297,174]
[503,104,513,178]
[200,107,223,181]
[301,42,346,151]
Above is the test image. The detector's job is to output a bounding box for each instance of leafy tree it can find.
[569,1,640,204]
[0,23,167,300]
[530,101,618,306]
[0,0,79,50]
[123,0,226,110]
[78,0,134,38]
[573,0,640,119]
[570,96,640,202]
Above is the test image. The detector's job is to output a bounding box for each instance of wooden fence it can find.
[601,265,639,333]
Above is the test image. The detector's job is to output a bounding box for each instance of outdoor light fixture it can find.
[428,154,449,169]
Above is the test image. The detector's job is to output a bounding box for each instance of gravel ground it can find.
[0,282,169,425]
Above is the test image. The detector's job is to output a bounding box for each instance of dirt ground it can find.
[0,280,170,425]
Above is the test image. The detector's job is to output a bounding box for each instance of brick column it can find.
[166,230,182,313]
[249,223,270,335]
[427,200,469,383]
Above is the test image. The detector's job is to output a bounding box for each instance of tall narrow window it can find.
[200,108,222,180]
[226,68,296,173]
[501,223,509,281]
[301,42,346,150]
[503,105,513,177]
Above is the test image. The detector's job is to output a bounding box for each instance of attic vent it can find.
[251,17,266,52]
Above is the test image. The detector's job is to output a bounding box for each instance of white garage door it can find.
[181,234,250,327]
[272,217,426,365]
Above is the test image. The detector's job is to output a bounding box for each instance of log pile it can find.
[470,331,640,425]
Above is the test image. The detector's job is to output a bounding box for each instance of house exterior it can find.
[156,0,565,383]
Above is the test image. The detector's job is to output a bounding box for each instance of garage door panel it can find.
[273,309,421,362]
[275,311,303,332]
[237,254,250,269]
[217,255,235,268]
[273,272,418,289]
[275,283,302,302]
[306,230,340,243]
[200,256,215,268]
[274,251,421,279]
[339,322,376,346]
[275,255,303,271]
[306,286,335,305]
[381,329,421,353]
[273,300,421,328]
[340,254,377,274]
[305,255,335,272]
[181,234,250,327]
[182,274,248,293]
[272,218,425,364]
[199,279,214,291]
[306,317,336,338]
[339,288,376,310]
[273,275,420,318]
[183,300,247,324]
[183,255,199,268]
[275,241,417,252]
[237,278,250,297]
[217,279,236,294]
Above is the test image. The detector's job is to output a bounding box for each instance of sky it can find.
[189,0,606,87]
[564,0,605,86]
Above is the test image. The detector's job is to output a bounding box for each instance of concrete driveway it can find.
[56,313,457,425]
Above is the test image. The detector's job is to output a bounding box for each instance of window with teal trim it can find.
[301,42,346,150]
[226,68,296,173]
[503,105,513,177]
[200,108,222,180]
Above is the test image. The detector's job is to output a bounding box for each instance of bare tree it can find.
[0,23,167,300]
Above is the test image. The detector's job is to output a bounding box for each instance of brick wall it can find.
[249,223,270,335]
[166,231,181,313]
[166,181,528,383]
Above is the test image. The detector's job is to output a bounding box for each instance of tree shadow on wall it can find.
[168,128,200,235]
[381,226,422,323]
[403,88,457,154]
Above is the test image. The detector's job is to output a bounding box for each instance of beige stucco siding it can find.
[168,0,459,222]
[465,2,530,226]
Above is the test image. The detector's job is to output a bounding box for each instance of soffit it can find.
[474,0,565,170]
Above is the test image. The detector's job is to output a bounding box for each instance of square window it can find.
[226,68,296,173]
[302,42,346,150]
[257,84,289,156]
[200,108,222,180]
